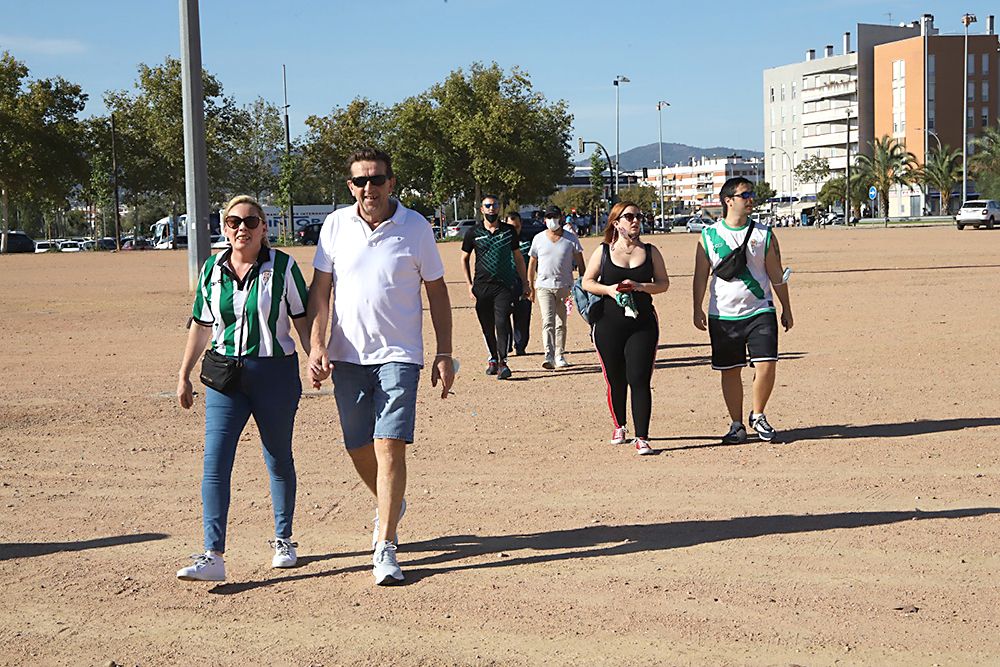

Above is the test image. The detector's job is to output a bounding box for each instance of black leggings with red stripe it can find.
[593,306,659,438]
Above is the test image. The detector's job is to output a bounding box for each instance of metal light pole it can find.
[110,113,123,250]
[613,75,629,196]
[961,13,977,206]
[282,64,294,242]
[179,0,211,290]
[657,101,670,232]
[844,108,851,222]
[579,137,616,208]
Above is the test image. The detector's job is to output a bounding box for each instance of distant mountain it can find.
[576,142,763,170]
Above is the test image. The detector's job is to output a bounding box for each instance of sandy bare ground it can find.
[1,225,998,666]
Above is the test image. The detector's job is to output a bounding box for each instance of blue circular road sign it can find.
[868,186,877,200]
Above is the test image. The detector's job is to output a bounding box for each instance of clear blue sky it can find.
[2,0,996,154]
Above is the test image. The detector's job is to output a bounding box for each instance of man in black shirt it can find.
[461,195,530,380]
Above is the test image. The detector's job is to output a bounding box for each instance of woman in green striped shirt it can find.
[175,195,311,583]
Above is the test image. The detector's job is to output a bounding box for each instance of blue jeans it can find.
[202,354,301,553]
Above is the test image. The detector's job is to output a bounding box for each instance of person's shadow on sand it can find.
[208,507,999,593]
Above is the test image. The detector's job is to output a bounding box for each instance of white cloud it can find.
[0,35,88,56]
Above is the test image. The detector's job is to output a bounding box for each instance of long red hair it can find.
[602,200,639,244]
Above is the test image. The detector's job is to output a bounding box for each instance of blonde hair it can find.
[223,195,269,247]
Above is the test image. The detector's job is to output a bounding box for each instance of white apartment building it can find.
[628,155,763,214]
[763,21,928,208]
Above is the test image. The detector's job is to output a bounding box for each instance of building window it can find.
[968,106,975,127]
[792,128,798,145]
[782,175,788,193]
[982,81,989,103]
[793,105,798,122]
[781,106,786,122]
[770,87,774,102]
[781,129,786,146]
[928,79,935,104]
[891,60,905,137]
[984,107,990,127]
[791,82,797,99]
[928,107,935,130]
[968,81,975,102]
[781,84,786,101]
[983,54,990,75]
[770,131,775,148]
[928,54,935,75]
[968,54,975,75]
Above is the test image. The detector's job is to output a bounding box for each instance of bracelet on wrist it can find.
[434,353,452,358]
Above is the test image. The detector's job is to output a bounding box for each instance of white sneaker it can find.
[372,497,407,549]
[610,426,628,445]
[634,437,654,455]
[270,538,298,568]
[176,552,225,582]
[555,356,570,368]
[373,540,404,585]
[542,356,555,370]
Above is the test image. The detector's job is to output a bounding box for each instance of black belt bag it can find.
[713,223,755,281]
[200,349,242,392]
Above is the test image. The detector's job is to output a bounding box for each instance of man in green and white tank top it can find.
[692,177,794,444]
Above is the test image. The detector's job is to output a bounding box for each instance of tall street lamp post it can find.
[961,13,977,205]
[613,75,629,196]
[845,108,851,222]
[657,100,670,232]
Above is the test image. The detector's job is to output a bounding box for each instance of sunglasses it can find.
[482,202,499,209]
[224,215,262,230]
[730,191,755,200]
[617,213,645,222]
[350,174,389,188]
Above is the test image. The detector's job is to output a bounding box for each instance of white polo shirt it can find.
[313,201,445,366]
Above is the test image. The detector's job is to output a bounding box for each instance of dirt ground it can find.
[1,224,998,666]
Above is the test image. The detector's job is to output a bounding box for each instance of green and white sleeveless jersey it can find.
[701,221,774,320]
[192,247,308,357]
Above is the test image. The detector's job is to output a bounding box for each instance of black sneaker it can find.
[749,413,776,441]
[485,361,499,376]
[497,363,512,380]
[721,422,748,444]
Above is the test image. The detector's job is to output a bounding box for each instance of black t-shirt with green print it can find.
[462,222,521,290]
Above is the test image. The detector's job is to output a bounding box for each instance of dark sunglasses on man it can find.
[618,212,645,222]
[224,215,263,230]
[350,174,389,188]
[730,191,755,200]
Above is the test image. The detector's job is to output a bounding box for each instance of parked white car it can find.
[58,241,82,252]
[445,219,477,238]
[686,217,713,233]
[210,234,230,249]
[955,200,999,230]
[34,241,56,253]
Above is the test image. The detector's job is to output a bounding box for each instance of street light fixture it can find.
[961,12,977,206]
[578,137,616,209]
[613,75,630,196]
[657,101,670,232]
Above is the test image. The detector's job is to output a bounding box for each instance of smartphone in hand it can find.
[617,281,634,293]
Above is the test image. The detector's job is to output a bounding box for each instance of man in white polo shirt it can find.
[307,147,455,586]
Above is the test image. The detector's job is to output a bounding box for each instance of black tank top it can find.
[598,242,655,316]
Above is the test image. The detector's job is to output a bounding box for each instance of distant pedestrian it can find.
[506,211,532,356]
[692,176,793,444]
[581,201,670,455]
[461,195,530,379]
[528,205,585,369]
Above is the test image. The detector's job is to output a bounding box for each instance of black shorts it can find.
[708,311,778,370]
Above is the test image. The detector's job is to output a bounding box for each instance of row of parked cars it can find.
[2,232,165,253]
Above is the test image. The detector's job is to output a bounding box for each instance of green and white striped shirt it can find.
[192,247,308,357]
[701,221,775,321]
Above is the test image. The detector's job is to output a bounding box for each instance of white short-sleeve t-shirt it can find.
[528,231,584,289]
[313,201,445,365]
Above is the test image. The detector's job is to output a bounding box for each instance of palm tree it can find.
[916,145,962,215]
[970,123,1000,200]
[854,136,919,217]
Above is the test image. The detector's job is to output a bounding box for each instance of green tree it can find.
[753,180,776,203]
[916,144,962,214]
[0,51,88,251]
[817,173,869,217]
[854,136,918,217]
[970,122,1000,201]
[589,151,607,219]
[618,184,658,215]
[104,57,241,239]
[300,97,389,205]
[792,154,831,195]
[227,97,284,201]
[548,188,592,217]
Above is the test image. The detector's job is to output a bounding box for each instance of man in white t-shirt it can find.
[528,205,585,368]
[693,177,793,445]
[307,147,455,586]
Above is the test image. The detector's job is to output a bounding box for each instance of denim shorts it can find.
[331,361,421,449]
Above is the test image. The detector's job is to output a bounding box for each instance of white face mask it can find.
[545,218,561,231]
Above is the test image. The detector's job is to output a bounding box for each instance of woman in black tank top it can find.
[581,202,670,455]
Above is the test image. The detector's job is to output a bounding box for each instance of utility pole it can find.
[282,64,295,242]
[110,112,123,250]
[613,75,629,196]
[179,0,211,290]
[961,13,977,206]
[657,101,670,232]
